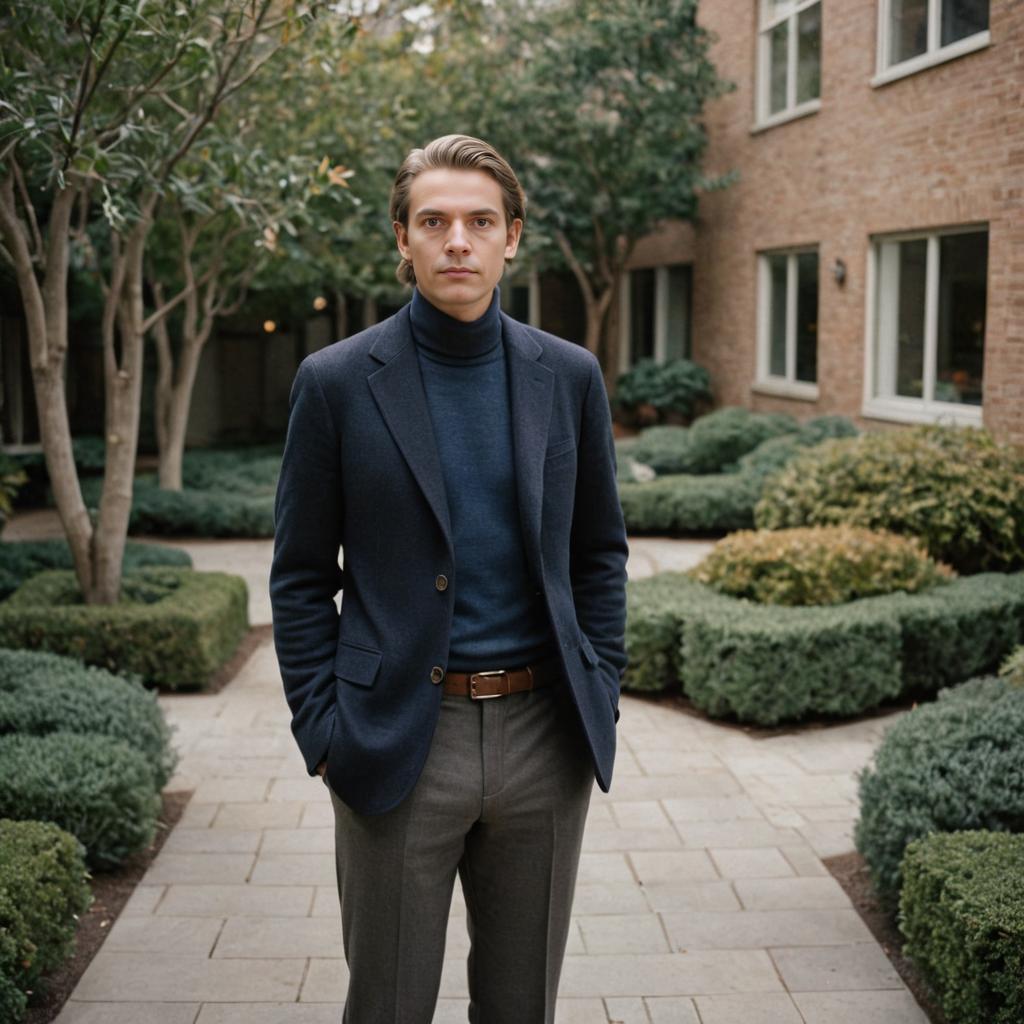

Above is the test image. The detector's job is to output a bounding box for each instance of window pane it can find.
[630,269,656,363]
[895,239,927,398]
[942,0,988,45]
[796,3,821,103]
[935,231,986,405]
[769,21,788,114]
[664,265,692,361]
[795,252,818,383]
[768,255,787,377]
[889,0,928,64]
[502,283,531,323]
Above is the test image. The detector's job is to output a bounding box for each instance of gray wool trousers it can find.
[324,677,595,1023]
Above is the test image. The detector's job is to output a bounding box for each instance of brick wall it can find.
[626,0,1023,442]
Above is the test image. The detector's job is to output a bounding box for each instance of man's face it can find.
[393,167,522,323]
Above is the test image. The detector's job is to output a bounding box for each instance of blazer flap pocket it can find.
[545,436,576,460]
[334,641,382,688]
[578,633,600,668]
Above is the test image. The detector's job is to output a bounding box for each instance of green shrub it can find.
[623,573,1024,722]
[629,407,799,476]
[736,415,859,480]
[0,540,191,601]
[0,732,160,869]
[690,526,954,606]
[0,454,27,530]
[0,818,92,1020]
[899,830,1024,1024]
[619,472,761,533]
[999,645,1024,686]
[613,357,712,424]
[0,567,248,689]
[854,676,1024,906]
[0,648,177,787]
[755,425,1024,573]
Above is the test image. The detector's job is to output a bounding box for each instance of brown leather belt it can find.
[442,654,564,699]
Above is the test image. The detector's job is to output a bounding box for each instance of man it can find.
[269,133,628,1023]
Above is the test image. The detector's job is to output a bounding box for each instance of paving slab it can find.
[41,530,929,1022]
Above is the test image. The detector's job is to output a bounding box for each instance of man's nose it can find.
[445,220,471,253]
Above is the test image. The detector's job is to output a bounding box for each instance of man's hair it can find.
[389,134,527,286]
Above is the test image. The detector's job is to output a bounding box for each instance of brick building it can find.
[604,0,1022,442]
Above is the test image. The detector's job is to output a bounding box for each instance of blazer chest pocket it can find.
[545,436,576,460]
[335,640,382,688]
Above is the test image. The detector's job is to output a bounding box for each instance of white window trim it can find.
[755,0,821,128]
[754,247,820,399]
[861,227,985,428]
[502,270,541,327]
[873,0,990,87]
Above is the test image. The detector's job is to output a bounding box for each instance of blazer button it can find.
[435,574,448,591]
[430,665,445,684]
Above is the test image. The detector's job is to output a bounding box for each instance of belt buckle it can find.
[470,669,509,699]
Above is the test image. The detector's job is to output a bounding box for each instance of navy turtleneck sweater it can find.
[410,285,558,671]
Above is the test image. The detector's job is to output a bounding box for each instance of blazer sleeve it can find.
[569,354,629,722]
[269,357,344,776]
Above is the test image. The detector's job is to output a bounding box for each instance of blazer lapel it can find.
[502,312,555,583]
[367,306,454,553]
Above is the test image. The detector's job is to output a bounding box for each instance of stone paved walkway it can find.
[8,513,927,1023]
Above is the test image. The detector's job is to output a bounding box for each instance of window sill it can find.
[750,99,821,135]
[862,397,983,427]
[871,31,990,88]
[752,378,820,402]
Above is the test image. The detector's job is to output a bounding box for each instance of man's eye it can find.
[475,218,491,227]
[424,217,441,227]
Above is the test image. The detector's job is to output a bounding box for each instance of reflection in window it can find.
[884,0,988,69]
[760,0,821,121]
[761,249,818,386]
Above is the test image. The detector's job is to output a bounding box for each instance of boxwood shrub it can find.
[855,676,1024,906]
[623,573,1024,722]
[899,830,1024,1024]
[0,648,177,787]
[0,732,160,869]
[0,818,92,1022]
[612,357,712,425]
[0,567,248,689]
[755,424,1024,573]
[690,526,954,606]
[0,539,191,601]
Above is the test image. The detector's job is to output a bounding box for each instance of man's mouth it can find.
[442,268,474,276]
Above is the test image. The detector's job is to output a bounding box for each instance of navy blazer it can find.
[269,300,629,815]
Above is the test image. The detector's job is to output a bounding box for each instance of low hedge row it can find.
[0,819,92,1022]
[0,648,177,787]
[618,415,859,534]
[0,567,248,689]
[0,539,191,601]
[756,424,1024,573]
[854,675,1024,906]
[899,830,1024,1024]
[690,526,954,606]
[623,572,1024,723]
[0,732,161,870]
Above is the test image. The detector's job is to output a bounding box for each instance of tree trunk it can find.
[155,331,206,491]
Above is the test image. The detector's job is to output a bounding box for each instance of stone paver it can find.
[44,531,929,1024]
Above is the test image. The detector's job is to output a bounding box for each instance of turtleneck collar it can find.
[410,285,502,360]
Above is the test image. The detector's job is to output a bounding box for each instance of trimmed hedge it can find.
[0,819,92,1023]
[0,648,177,787]
[623,572,1024,723]
[690,526,954,606]
[755,424,1024,573]
[612,357,712,424]
[618,415,859,534]
[0,539,192,601]
[0,731,160,869]
[899,831,1024,1024]
[855,676,1024,905]
[0,567,248,689]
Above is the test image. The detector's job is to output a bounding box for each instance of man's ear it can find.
[393,221,410,260]
[504,217,523,260]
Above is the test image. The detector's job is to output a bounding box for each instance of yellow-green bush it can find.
[689,526,954,606]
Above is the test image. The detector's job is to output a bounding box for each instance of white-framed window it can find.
[873,0,990,87]
[499,269,541,327]
[863,226,987,425]
[754,248,819,400]
[755,0,821,129]
[618,264,692,374]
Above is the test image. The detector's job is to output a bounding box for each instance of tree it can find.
[488,0,737,380]
[0,0,324,601]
